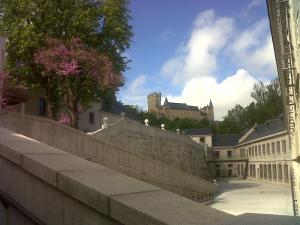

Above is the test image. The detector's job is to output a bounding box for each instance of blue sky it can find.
[117,0,277,120]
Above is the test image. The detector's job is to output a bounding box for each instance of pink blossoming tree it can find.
[35,38,123,128]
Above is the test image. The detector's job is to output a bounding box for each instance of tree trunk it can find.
[66,86,79,129]
[47,102,54,119]
[69,109,79,129]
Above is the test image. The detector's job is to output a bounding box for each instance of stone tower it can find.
[147,92,161,112]
[208,99,214,121]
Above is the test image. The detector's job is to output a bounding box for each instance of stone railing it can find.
[91,118,209,178]
[0,111,217,202]
[0,127,234,225]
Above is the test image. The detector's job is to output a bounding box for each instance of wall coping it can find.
[0,126,233,225]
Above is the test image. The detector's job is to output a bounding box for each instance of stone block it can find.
[22,154,106,186]
[57,169,160,215]
[216,213,300,225]
[0,138,67,166]
[61,194,122,225]
[7,207,36,225]
[110,190,233,225]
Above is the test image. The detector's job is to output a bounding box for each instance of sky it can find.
[117,0,277,120]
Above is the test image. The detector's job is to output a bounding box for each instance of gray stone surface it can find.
[0,112,217,202]
[217,213,300,225]
[0,200,7,225]
[110,190,233,225]
[58,169,160,214]
[23,154,105,186]
[209,178,293,216]
[7,207,36,225]
[61,193,122,225]
[0,128,67,165]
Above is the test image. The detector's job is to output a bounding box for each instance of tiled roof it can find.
[240,119,286,144]
[183,128,212,135]
[212,134,240,147]
[164,101,199,111]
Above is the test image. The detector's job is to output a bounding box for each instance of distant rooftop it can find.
[164,98,199,111]
[183,128,212,135]
[240,119,286,144]
[212,134,240,147]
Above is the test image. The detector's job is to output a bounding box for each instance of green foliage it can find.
[215,78,283,134]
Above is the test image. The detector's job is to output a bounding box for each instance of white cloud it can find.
[119,74,148,108]
[241,0,265,16]
[158,11,276,120]
[158,29,175,41]
[166,69,257,120]
[229,19,276,78]
[161,10,234,84]
[246,0,264,11]
[120,10,277,120]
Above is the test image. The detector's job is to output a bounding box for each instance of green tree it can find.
[216,78,283,134]
[251,78,283,122]
[0,0,132,118]
[35,38,123,128]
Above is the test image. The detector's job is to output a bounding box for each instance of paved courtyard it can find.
[209,178,293,216]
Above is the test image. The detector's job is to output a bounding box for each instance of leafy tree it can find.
[251,78,283,122]
[0,0,132,118]
[35,38,123,128]
[216,78,283,134]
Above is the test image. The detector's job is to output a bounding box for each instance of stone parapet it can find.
[91,118,208,178]
[0,126,233,225]
[0,111,217,202]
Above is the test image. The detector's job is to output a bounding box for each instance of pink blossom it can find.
[58,60,81,76]
[57,113,72,125]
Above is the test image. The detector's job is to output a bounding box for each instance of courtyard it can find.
[209,178,293,216]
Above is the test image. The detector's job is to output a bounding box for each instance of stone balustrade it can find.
[91,118,209,178]
[0,127,234,225]
[0,111,217,203]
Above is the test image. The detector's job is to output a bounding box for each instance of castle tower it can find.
[147,92,161,113]
[208,99,214,121]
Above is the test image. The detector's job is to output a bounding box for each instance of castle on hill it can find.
[147,92,214,121]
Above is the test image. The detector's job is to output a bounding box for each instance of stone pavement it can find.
[209,178,293,216]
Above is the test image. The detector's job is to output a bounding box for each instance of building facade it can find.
[186,119,291,186]
[267,0,300,215]
[236,119,291,186]
[147,92,214,121]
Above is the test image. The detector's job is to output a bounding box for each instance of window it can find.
[228,164,233,167]
[262,144,266,155]
[214,151,220,159]
[227,151,232,158]
[240,148,245,157]
[258,145,262,156]
[39,97,46,116]
[255,146,258,156]
[216,164,221,168]
[271,142,275,154]
[267,143,270,155]
[89,112,95,124]
[200,137,205,143]
[276,141,281,154]
[282,140,287,153]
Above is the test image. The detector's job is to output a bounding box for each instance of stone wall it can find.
[0,127,235,225]
[90,118,209,179]
[0,111,217,202]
